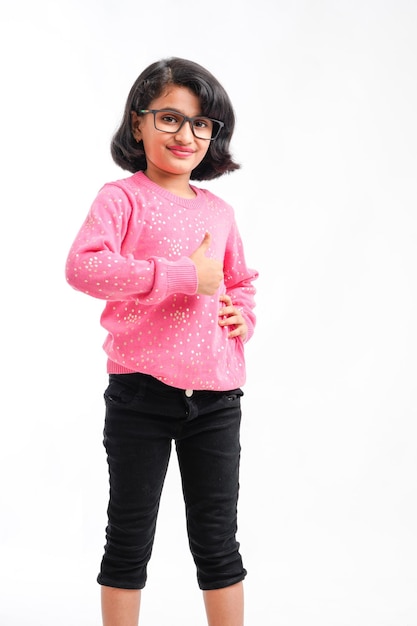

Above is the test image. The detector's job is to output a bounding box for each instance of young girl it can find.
[66,57,258,626]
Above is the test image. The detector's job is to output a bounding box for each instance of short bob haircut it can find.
[111,57,240,181]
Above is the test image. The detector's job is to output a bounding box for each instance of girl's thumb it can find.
[200,231,211,251]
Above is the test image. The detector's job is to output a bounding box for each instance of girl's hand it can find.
[190,232,224,295]
[218,294,248,341]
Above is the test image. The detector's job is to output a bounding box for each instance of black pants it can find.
[97,373,247,590]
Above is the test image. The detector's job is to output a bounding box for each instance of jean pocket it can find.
[104,374,145,406]
[225,388,244,403]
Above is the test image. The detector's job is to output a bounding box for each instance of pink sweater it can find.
[66,171,258,391]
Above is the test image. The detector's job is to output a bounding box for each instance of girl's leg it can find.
[203,582,244,626]
[98,374,178,624]
[101,587,141,626]
[176,389,246,626]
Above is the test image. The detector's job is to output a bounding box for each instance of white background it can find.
[1,1,416,624]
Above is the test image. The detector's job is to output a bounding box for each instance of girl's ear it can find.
[131,111,142,142]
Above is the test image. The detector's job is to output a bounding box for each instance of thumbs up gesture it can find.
[189,232,223,295]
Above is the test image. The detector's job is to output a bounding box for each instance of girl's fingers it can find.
[219,294,232,305]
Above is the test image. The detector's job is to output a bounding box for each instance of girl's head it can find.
[111,57,240,180]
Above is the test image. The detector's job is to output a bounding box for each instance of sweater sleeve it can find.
[65,185,198,303]
[223,220,259,343]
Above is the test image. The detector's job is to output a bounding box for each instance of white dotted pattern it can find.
[66,172,258,390]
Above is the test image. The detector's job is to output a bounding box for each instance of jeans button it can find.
[185,389,193,397]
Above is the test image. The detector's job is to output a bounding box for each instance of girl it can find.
[66,57,258,626]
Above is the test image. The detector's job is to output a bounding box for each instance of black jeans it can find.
[97,372,247,591]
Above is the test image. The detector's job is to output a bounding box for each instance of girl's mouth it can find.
[168,146,195,158]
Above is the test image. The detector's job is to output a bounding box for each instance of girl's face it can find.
[131,85,211,194]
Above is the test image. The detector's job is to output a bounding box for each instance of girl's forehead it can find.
[149,85,202,112]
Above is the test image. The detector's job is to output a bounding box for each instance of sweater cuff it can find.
[165,257,198,295]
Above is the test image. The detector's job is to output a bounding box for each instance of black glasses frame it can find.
[139,109,224,141]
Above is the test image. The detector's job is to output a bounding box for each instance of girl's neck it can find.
[143,169,196,199]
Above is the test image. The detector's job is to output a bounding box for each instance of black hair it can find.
[111,57,240,180]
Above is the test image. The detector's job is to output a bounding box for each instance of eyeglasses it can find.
[139,109,224,141]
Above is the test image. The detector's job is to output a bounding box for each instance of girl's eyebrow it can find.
[159,107,205,117]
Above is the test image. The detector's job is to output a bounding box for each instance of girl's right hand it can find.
[190,232,223,295]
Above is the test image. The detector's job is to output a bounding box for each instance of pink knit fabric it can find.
[66,171,258,390]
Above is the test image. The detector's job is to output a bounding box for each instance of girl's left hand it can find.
[218,294,248,341]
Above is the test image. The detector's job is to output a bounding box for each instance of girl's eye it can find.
[160,114,179,125]
[193,118,210,129]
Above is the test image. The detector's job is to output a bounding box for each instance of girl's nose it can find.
[174,121,194,142]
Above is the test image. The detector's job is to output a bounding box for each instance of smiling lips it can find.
[168,145,195,157]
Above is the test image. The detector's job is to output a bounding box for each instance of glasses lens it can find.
[154,111,183,133]
[153,111,220,140]
[191,117,216,140]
